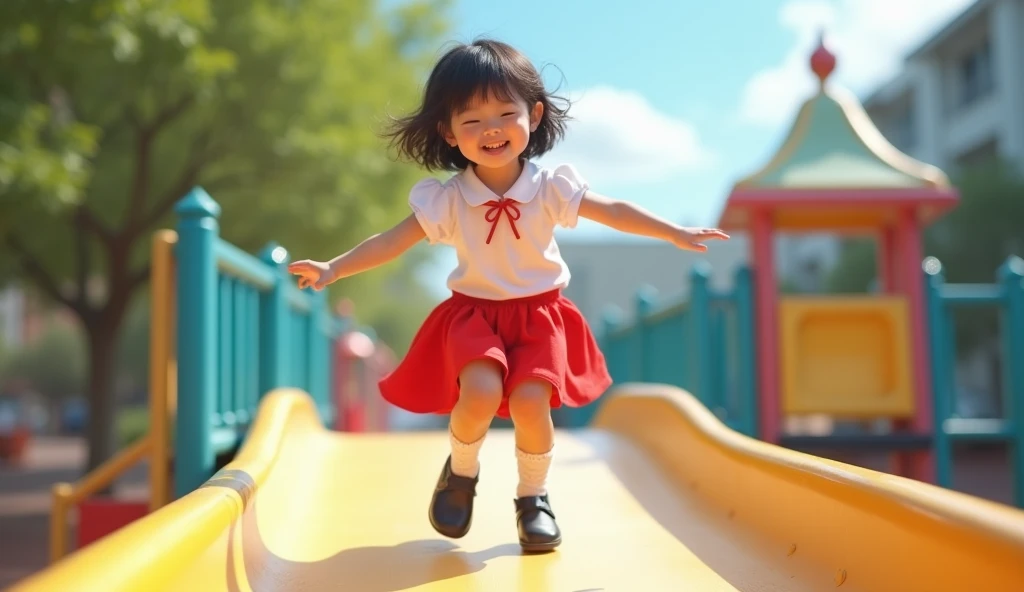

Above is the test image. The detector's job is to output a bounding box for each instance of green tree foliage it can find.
[0,0,451,470]
[927,159,1024,278]
[825,158,1024,353]
[823,238,875,294]
[115,290,151,395]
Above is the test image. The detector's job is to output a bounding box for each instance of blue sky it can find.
[443,0,788,231]
[405,0,976,292]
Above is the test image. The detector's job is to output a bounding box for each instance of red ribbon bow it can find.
[483,198,521,244]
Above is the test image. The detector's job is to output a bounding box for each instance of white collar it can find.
[457,160,542,207]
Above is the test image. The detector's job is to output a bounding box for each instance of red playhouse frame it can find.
[717,35,959,483]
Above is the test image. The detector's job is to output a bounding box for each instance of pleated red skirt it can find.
[378,289,612,419]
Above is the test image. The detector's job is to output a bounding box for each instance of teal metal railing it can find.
[925,255,1024,507]
[586,252,1023,507]
[566,263,757,435]
[174,187,349,497]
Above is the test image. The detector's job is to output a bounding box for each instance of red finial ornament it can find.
[810,30,835,87]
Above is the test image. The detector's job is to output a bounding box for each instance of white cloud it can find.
[737,0,975,128]
[535,86,717,186]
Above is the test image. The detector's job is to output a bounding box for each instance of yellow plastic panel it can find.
[779,296,914,418]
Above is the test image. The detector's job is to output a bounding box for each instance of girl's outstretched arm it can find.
[288,213,426,290]
[577,190,729,252]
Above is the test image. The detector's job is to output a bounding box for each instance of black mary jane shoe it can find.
[428,455,478,539]
[514,494,561,552]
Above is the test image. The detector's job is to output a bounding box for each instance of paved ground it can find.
[0,437,146,589]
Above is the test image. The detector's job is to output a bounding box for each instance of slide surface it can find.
[16,385,1024,592]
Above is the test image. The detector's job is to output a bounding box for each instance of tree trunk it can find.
[85,321,120,473]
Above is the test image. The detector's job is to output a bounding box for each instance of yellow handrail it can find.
[49,230,178,563]
[49,436,153,561]
[148,230,177,510]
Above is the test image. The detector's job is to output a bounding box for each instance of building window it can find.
[869,94,916,154]
[958,41,994,108]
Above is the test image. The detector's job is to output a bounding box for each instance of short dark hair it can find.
[384,38,570,172]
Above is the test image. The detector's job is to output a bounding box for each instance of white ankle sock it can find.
[516,447,553,498]
[449,425,485,478]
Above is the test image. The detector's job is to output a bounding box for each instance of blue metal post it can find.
[259,242,290,397]
[599,306,620,351]
[634,285,657,382]
[734,265,757,437]
[689,262,713,407]
[309,288,330,420]
[174,187,221,497]
[924,257,953,488]
[709,304,726,420]
[601,305,625,384]
[999,256,1024,507]
[232,283,248,424]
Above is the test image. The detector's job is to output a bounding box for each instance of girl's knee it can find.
[508,380,553,421]
[457,360,504,416]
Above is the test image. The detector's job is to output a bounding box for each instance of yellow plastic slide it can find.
[15,384,1024,591]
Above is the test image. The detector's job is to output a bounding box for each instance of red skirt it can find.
[378,289,612,419]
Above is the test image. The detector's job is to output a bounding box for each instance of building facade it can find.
[558,235,750,328]
[864,0,1024,172]
[863,0,1024,417]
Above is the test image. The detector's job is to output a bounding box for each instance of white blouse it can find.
[409,160,588,300]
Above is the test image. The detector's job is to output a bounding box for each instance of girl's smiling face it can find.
[445,90,544,173]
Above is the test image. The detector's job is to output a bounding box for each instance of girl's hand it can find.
[670,227,730,252]
[288,259,334,291]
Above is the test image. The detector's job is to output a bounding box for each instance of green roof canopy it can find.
[718,35,959,232]
[733,36,950,191]
[735,88,949,190]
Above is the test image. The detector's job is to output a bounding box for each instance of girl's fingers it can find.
[289,260,327,290]
[288,260,317,276]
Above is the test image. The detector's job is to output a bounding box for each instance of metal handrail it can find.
[49,231,179,562]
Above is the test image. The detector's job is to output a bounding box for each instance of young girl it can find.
[288,38,728,552]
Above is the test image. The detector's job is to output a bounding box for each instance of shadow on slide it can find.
[13,384,1024,592]
[208,468,523,592]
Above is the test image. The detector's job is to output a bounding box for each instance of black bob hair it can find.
[384,38,570,172]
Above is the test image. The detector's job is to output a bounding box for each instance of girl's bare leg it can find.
[508,379,561,551]
[448,359,504,477]
[428,359,503,539]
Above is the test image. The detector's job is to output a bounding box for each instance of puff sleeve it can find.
[408,178,456,245]
[543,164,589,228]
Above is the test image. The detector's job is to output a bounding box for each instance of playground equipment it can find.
[17,38,1024,592]
[48,188,388,561]
[16,175,1024,591]
[574,263,757,436]
[580,38,1024,508]
[926,257,1024,499]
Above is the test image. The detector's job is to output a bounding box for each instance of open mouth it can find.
[482,140,509,154]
